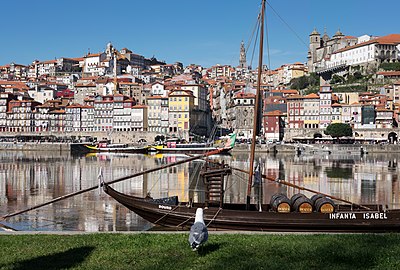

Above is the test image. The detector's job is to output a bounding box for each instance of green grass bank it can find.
[1,233,400,270]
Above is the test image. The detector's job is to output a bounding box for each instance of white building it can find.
[65,104,82,132]
[317,34,400,73]
[151,82,166,96]
[81,105,94,132]
[131,105,148,131]
[28,87,56,104]
[319,84,333,128]
[112,95,134,131]
[83,53,108,76]
[147,96,162,132]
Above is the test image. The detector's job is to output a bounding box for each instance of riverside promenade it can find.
[0,141,399,154]
[232,143,400,153]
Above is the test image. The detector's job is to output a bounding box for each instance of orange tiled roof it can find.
[264,110,283,116]
[286,94,303,99]
[335,34,400,54]
[147,95,163,99]
[132,104,147,108]
[376,71,400,76]
[304,93,319,99]
[271,89,299,94]
[234,92,255,98]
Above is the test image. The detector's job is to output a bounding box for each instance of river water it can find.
[0,150,399,232]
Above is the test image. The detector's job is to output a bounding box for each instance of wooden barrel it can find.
[311,194,325,205]
[290,193,306,204]
[269,193,291,213]
[314,197,335,213]
[291,193,313,213]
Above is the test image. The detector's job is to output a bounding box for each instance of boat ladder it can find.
[200,161,231,208]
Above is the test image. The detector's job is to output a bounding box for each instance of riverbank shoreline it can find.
[0,142,399,153]
[232,143,399,154]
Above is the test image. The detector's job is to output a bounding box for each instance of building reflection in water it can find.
[0,151,399,231]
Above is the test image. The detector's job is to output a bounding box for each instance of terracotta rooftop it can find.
[234,92,255,98]
[286,94,304,99]
[376,71,400,76]
[304,93,319,99]
[264,110,283,116]
[335,34,400,54]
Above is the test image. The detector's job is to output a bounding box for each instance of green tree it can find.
[290,76,309,90]
[353,71,363,80]
[289,72,320,91]
[324,123,353,143]
[379,62,400,71]
[331,74,345,84]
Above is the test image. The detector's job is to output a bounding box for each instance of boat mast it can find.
[247,0,265,209]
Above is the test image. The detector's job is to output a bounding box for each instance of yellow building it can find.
[168,89,194,140]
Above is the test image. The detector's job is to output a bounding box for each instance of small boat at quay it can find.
[146,133,236,154]
[71,141,148,154]
[147,142,232,154]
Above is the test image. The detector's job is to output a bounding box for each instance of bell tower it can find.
[307,28,321,72]
[239,40,247,69]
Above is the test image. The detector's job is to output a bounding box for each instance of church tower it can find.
[307,28,321,72]
[239,40,247,69]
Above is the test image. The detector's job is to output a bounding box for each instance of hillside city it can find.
[1,29,400,144]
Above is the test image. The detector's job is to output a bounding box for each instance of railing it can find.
[315,64,348,73]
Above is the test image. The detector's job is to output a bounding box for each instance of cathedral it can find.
[307,28,358,73]
[307,28,400,82]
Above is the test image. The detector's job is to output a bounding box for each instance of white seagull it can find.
[188,208,208,251]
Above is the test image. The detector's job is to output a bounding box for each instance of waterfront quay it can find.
[0,140,399,154]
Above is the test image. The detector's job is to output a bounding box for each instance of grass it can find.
[0,233,400,270]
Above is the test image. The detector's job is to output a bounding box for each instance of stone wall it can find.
[0,142,70,152]
[283,128,399,142]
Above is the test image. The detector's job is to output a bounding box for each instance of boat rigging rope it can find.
[206,207,223,227]
[152,203,182,226]
[249,19,260,71]
[241,2,262,70]
[223,172,246,194]
[265,4,271,70]
[266,1,308,48]
[147,169,162,195]
[176,213,196,228]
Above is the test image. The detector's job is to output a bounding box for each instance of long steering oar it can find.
[1,148,224,221]
[0,222,17,231]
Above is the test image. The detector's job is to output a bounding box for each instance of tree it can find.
[331,74,345,84]
[324,123,352,143]
[290,76,309,90]
[379,62,400,71]
[289,72,320,91]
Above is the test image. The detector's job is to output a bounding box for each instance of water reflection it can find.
[0,151,399,231]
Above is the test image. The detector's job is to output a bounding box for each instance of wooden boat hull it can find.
[103,183,400,232]
[147,146,232,154]
[71,142,148,154]
[85,145,147,154]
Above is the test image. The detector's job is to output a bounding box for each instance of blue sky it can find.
[2,0,399,69]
